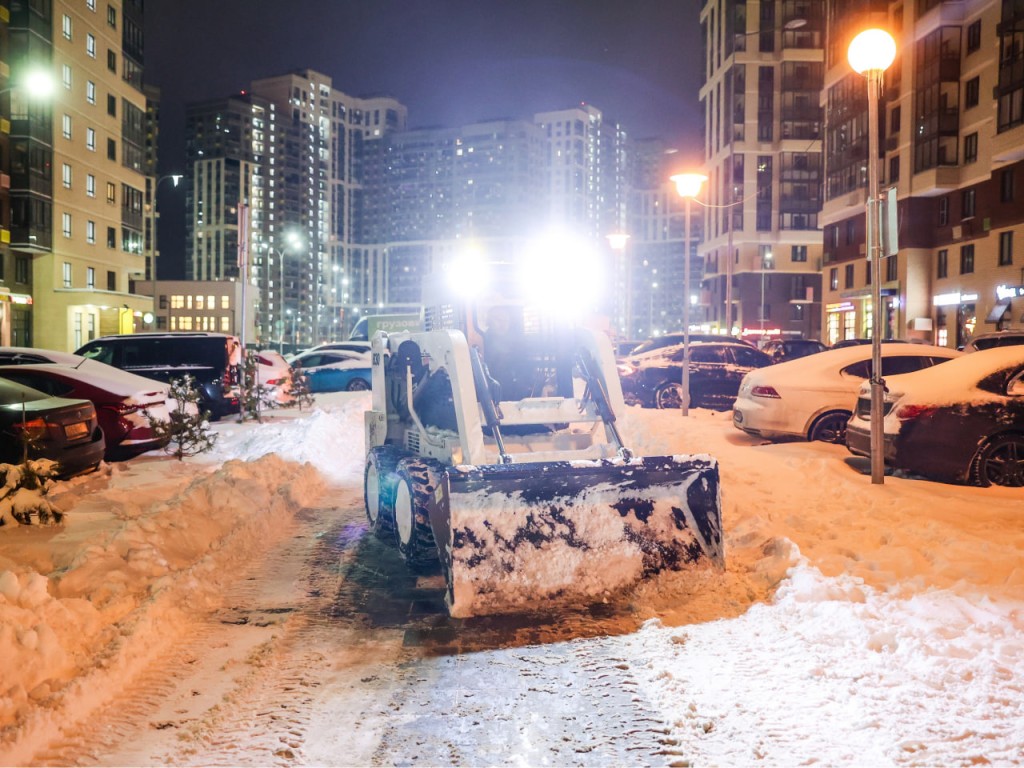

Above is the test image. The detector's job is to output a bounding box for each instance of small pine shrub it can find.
[284,368,316,411]
[149,375,218,460]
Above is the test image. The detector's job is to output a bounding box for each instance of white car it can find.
[732,343,962,443]
[252,349,293,405]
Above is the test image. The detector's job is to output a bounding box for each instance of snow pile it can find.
[0,452,324,764]
[630,557,1024,766]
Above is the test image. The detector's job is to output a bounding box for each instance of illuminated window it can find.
[63,261,72,287]
[62,114,72,139]
[208,295,215,308]
[86,128,96,151]
[62,213,72,239]
[221,296,230,309]
[196,295,205,310]
[220,316,230,332]
[86,33,96,58]
[170,295,185,309]
[87,80,96,104]
[61,14,71,39]
[86,174,96,197]
[62,65,72,90]
[87,267,95,289]
[62,163,72,188]
[106,182,116,203]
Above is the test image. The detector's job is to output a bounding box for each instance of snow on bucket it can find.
[437,455,723,618]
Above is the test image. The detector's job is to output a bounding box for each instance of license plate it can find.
[64,421,89,440]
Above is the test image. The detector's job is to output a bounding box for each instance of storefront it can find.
[932,290,978,348]
[0,291,33,346]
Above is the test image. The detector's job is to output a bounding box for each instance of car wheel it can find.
[970,434,1024,487]
[654,382,684,409]
[809,411,850,444]
[347,378,370,392]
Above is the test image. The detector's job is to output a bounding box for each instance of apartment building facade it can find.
[822,0,1024,347]
[5,0,151,352]
[185,70,407,347]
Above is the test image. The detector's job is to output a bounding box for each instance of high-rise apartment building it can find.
[700,0,826,344]
[185,70,406,347]
[822,0,1024,347]
[6,0,151,351]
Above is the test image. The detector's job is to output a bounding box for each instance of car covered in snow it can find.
[962,330,1024,353]
[846,346,1024,486]
[0,362,173,459]
[618,341,772,410]
[732,343,961,444]
[289,349,371,393]
[252,349,293,405]
[0,376,105,475]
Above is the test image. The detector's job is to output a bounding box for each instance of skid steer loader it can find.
[363,266,724,618]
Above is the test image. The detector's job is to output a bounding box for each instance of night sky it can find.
[143,0,705,277]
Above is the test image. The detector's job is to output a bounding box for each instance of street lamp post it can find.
[760,248,773,333]
[146,174,182,281]
[264,231,303,352]
[671,172,708,417]
[848,28,897,485]
[607,233,631,338]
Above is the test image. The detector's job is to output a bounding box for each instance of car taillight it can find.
[751,385,781,399]
[894,403,935,421]
[266,378,283,386]
[12,417,48,440]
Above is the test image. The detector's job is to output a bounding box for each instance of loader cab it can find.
[474,302,574,402]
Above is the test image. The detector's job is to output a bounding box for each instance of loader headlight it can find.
[446,250,494,299]
[518,230,605,320]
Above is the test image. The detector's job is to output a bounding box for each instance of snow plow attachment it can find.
[430,454,723,618]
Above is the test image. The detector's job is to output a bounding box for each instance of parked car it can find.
[627,333,754,359]
[830,338,908,349]
[0,363,171,459]
[732,343,961,444]
[618,341,772,410]
[287,341,371,363]
[847,348,1024,487]
[0,377,105,476]
[252,349,293,405]
[963,330,1024,353]
[76,332,241,420]
[761,338,828,364]
[290,349,372,393]
[846,346,1024,486]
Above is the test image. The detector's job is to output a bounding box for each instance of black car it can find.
[628,333,754,358]
[619,341,772,410]
[846,347,1024,486]
[76,332,241,420]
[0,377,106,477]
[761,338,828,363]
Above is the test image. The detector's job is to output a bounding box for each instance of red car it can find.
[0,363,171,459]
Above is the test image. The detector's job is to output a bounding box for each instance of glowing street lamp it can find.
[671,172,708,417]
[848,28,896,485]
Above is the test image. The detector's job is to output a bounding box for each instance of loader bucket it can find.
[430,455,723,618]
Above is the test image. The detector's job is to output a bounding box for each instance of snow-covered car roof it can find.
[749,343,961,385]
[0,362,169,399]
[864,345,1024,407]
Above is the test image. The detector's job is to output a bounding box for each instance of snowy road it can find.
[29,494,684,767]
[4,394,1021,767]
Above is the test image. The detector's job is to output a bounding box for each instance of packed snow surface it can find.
[0,391,1021,766]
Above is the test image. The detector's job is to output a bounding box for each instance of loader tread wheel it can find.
[364,445,409,542]
[394,457,445,570]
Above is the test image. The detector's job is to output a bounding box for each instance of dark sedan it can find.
[0,377,106,477]
[846,346,1024,486]
[619,341,772,410]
